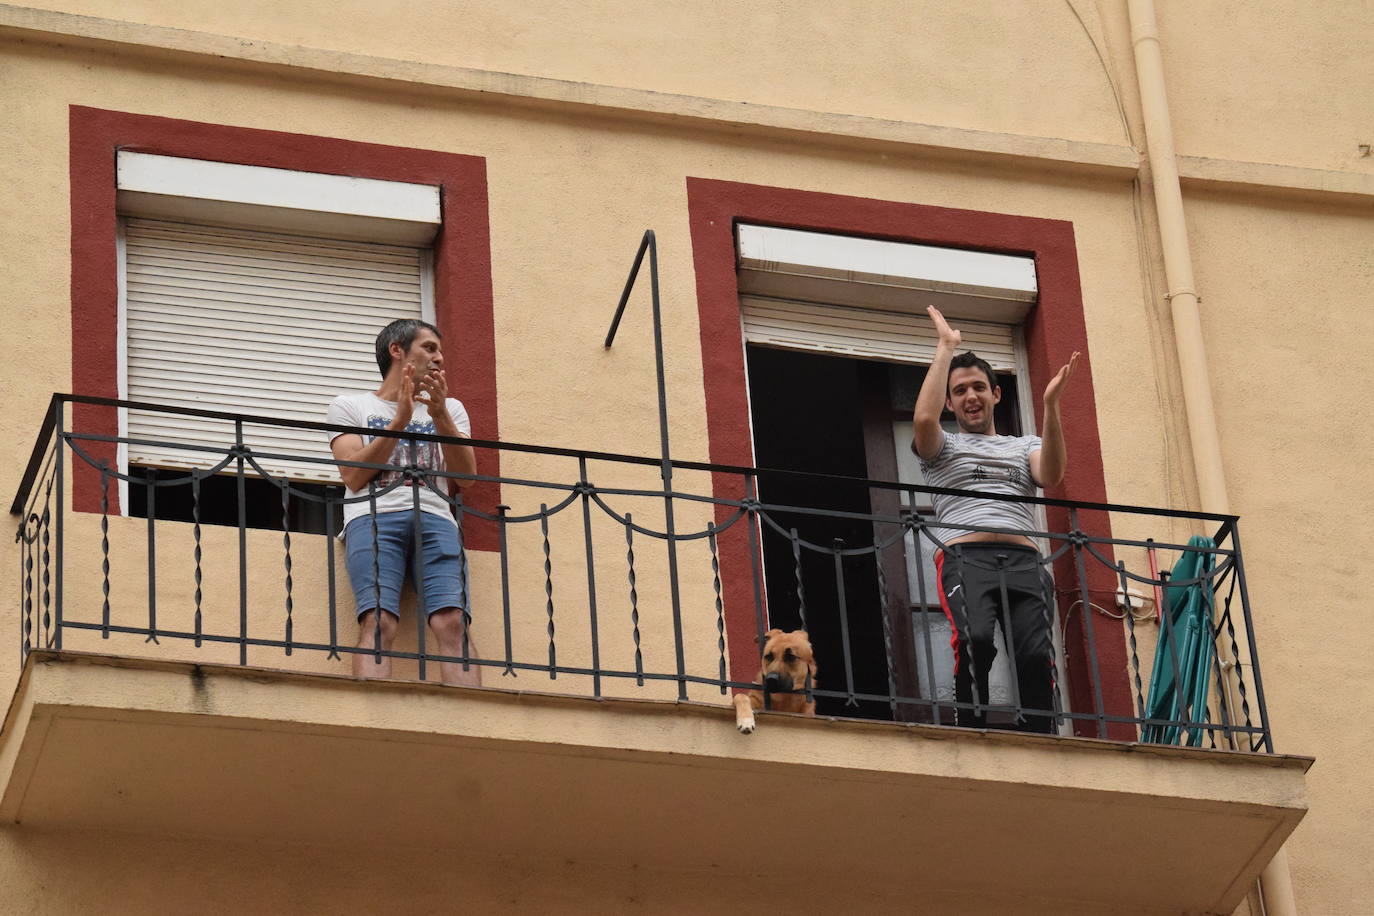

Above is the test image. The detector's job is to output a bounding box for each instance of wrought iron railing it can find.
[12,391,1275,752]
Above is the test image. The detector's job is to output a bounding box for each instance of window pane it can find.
[911,609,1014,705]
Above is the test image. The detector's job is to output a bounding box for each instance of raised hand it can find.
[1043,351,1081,408]
[927,305,961,350]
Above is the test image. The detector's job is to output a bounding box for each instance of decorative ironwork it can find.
[541,504,556,679]
[625,512,643,686]
[8,392,1279,753]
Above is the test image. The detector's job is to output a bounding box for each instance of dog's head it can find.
[758,628,817,694]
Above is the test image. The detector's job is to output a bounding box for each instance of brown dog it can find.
[733,628,818,734]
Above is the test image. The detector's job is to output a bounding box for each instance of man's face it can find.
[392,328,443,378]
[946,366,1000,434]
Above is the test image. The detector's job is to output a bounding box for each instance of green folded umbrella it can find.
[1142,535,1216,746]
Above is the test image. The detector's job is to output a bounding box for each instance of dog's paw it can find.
[736,715,756,735]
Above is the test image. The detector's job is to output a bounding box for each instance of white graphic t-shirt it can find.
[326,391,471,531]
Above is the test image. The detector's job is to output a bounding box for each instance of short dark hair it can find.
[946,351,997,395]
[374,319,441,377]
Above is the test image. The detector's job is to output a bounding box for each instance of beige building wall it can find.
[0,827,1116,916]
[0,1,1369,912]
[1186,191,1373,909]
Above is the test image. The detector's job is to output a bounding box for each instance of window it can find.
[735,224,1065,722]
[68,107,500,551]
[114,152,440,532]
[685,177,1128,736]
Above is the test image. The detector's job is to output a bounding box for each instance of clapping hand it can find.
[1043,352,1081,408]
[390,364,417,429]
[927,305,961,350]
[415,367,462,437]
[414,365,448,409]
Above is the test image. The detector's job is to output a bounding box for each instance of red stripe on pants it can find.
[934,550,961,675]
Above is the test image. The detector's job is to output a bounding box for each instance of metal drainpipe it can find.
[1125,1,1297,913]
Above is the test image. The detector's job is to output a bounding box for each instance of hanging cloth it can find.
[1142,535,1217,747]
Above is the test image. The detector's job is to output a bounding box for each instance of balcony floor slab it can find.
[0,651,1310,914]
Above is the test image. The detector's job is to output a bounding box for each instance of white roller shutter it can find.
[122,218,427,481]
[740,295,1018,371]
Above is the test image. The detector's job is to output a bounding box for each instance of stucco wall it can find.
[0,825,1182,915]
[1158,0,1374,173]
[15,0,1129,147]
[1186,190,1373,914]
[1,1,1371,912]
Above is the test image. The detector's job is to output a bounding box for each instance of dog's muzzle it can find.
[763,672,794,693]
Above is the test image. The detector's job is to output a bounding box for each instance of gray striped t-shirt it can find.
[917,430,1042,545]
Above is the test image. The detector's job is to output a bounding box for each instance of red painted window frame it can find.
[684,177,1131,735]
[67,106,500,549]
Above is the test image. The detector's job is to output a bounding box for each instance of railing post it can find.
[909,508,943,725]
[235,419,248,666]
[744,475,768,650]
[624,512,644,686]
[52,400,64,650]
[497,504,515,678]
[1068,508,1108,738]
[875,539,897,714]
[708,522,727,694]
[1118,560,1146,728]
[1203,579,1235,749]
[191,473,202,648]
[454,494,472,675]
[145,468,158,644]
[649,235,688,701]
[540,503,557,680]
[994,553,1023,723]
[605,231,687,700]
[281,478,294,656]
[325,489,340,661]
[578,458,602,699]
[1227,522,1275,753]
[790,528,808,632]
[832,538,858,708]
[20,509,35,664]
[364,486,383,668]
[409,439,428,683]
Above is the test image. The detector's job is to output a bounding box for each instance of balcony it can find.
[3,394,1311,914]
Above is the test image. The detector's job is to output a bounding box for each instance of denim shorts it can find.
[344,510,469,619]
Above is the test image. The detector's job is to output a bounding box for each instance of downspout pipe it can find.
[1127,0,1227,514]
[1125,2,1298,914]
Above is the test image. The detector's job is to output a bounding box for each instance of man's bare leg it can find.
[429,607,481,687]
[354,609,398,678]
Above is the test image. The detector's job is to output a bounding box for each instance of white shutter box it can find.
[734,225,1034,372]
[123,218,427,482]
[740,296,1018,372]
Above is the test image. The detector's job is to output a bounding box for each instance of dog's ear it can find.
[795,629,809,640]
[766,628,784,639]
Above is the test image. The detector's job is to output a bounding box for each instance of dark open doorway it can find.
[745,343,1023,722]
[746,345,889,719]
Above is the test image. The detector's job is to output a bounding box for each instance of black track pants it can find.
[935,543,1058,734]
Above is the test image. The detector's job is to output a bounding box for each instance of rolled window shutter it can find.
[739,295,1018,372]
[123,218,426,481]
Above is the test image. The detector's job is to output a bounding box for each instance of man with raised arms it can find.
[327,318,480,686]
[911,305,1080,733]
